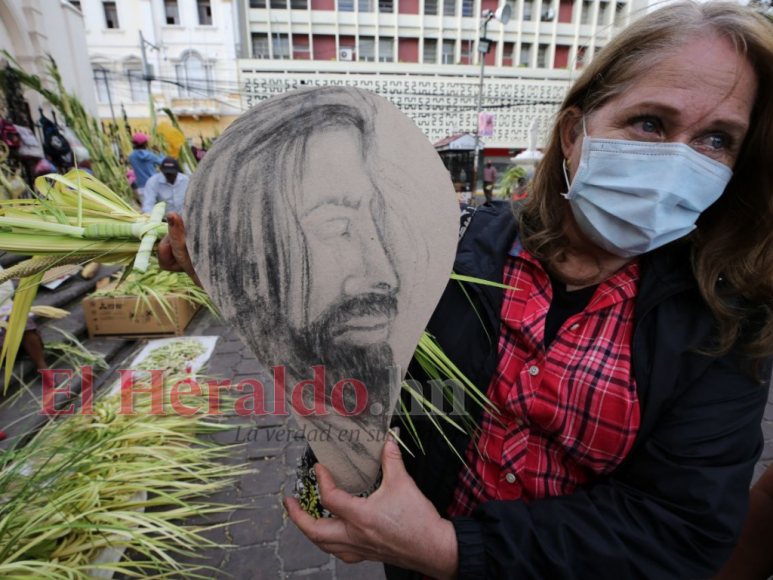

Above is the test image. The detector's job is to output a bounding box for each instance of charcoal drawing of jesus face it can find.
[185,86,459,493]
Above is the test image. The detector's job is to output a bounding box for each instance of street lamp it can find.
[472,2,511,203]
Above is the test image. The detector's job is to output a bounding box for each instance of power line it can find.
[105,68,566,108]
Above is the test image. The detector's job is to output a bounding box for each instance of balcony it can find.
[169,98,222,119]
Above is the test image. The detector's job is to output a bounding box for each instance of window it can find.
[503,41,514,64]
[103,1,119,28]
[460,40,471,62]
[461,0,472,15]
[291,0,308,7]
[614,1,625,24]
[358,0,373,10]
[537,43,548,68]
[176,52,212,97]
[272,33,290,58]
[443,0,455,16]
[92,67,112,102]
[519,42,531,66]
[70,0,81,10]
[522,0,533,20]
[164,0,179,24]
[441,39,455,64]
[250,0,266,6]
[378,38,394,62]
[581,0,592,24]
[597,0,607,24]
[339,0,354,10]
[379,0,393,11]
[424,0,438,15]
[359,36,375,61]
[127,66,145,101]
[252,33,270,58]
[576,46,586,68]
[423,39,437,64]
[270,0,287,7]
[197,0,212,24]
[293,40,311,54]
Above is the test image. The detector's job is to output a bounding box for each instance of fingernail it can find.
[168,215,176,228]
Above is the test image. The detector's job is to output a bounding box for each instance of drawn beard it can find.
[287,293,397,432]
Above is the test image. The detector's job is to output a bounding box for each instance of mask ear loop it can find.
[561,115,586,197]
[562,159,572,192]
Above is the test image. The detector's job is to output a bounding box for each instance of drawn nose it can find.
[343,227,399,297]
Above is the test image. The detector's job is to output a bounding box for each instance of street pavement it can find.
[184,312,387,580]
[184,308,773,579]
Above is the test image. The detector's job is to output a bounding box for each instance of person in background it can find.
[141,157,189,217]
[713,466,773,579]
[72,147,93,175]
[482,160,498,204]
[0,266,48,377]
[0,265,49,441]
[127,170,139,197]
[513,176,529,200]
[33,158,56,178]
[128,133,163,200]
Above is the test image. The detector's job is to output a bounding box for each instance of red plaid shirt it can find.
[448,242,641,516]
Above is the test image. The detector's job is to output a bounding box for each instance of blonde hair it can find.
[519,1,773,371]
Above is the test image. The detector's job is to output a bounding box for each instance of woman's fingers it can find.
[164,213,202,287]
[157,236,184,272]
[333,552,366,564]
[284,497,350,546]
[315,463,361,520]
[380,430,407,483]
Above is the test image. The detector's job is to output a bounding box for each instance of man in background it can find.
[142,157,189,217]
[483,160,498,204]
[128,133,163,200]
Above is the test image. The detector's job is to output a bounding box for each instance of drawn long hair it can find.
[186,86,421,368]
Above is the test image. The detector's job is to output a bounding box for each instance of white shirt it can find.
[141,172,190,216]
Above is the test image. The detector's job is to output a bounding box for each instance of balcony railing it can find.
[170,98,221,117]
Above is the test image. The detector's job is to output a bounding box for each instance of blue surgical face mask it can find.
[562,120,733,258]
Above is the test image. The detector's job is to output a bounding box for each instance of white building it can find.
[0,0,97,117]
[78,0,242,136]
[237,0,648,151]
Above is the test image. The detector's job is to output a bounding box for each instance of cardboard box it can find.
[83,292,201,339]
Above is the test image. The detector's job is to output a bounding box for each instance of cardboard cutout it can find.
[185,86,459,493]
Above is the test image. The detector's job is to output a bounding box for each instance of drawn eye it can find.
[315,218,351,241]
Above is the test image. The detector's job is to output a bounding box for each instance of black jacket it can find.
[389,202,770,580]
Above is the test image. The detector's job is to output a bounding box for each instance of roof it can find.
[434,133,485,152]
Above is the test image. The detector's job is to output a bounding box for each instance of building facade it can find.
[237,0,648,152]
[79,0,242,138]
[0,0,97,117]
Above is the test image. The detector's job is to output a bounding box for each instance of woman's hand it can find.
[285,434,459,580]
[158,213,202,287]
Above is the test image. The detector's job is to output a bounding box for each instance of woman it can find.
[160,2,773,577]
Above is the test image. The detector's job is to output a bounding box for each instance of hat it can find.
[160,157,180,173]
[131,132,150,145]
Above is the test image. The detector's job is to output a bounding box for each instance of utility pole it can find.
[139,30,153,102]
[139,30,161,130]
[100,67,117,125]
[472,4,511,204]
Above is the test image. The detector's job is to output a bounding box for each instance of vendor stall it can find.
[433,133,484,201]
